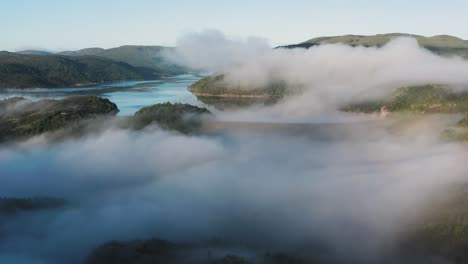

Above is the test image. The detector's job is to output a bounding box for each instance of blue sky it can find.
[2,0,468,51]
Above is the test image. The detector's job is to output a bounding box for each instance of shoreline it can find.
[190,91,272,98]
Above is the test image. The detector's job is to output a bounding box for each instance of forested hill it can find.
[57,45,186,75]
[279,33,468,58]
[0,51,161,89]
[2,45,188,89]
[191,34,468,100]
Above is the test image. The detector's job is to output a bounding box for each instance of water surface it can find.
[0,74,203,115]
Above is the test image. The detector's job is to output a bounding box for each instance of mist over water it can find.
[1,117,467,263]
[2,31,468,264]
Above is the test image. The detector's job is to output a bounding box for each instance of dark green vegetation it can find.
[16,50,54,56]
[86,238,305,264]
[0,51,161,88]
[2,45,187,88]
[58,45,186,75]
[0,197,66,215]
[190,74,291,97]
[85,184,468,264]
[341,85,468,113]
[401,184,468,262]
[458,116,468,127]
[196,95,280,110]
[340,85,468,141]
[211,255,251,264]
[86,239,181,264]
[0,97,211,142]
[444,116,468,141]
[133,102,211,133]
[57,48,106,56]
[0,96,118,142]
[189,74,299,109]
[280,34,468,59]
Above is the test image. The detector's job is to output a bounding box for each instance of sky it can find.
[2,0,468,51]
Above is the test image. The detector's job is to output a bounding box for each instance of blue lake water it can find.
[0,74,204,115]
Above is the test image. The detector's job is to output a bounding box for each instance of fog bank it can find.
[168,30,468,112]
[0,121,467,263]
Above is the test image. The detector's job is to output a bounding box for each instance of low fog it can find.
[1,30,468,264]
[169,30,468,115]
[1,120,467,263]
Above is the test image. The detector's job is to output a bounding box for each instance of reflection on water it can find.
[0,74,204,115]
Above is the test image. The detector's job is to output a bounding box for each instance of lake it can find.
[0,74,204,115]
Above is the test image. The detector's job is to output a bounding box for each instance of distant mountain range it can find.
[57,45,185,75]
[5,34,468,89]
[1,46,186,89]
[16,50,54,56]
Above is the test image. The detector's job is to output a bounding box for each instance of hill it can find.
[0,96,118,142]
[58,45,186,75]
[58,48,105,56]
[341,84,468,114]
[132,102,211,133]
[16,50,54,56]
[188,74,301,109]
[400,184,468,262]
[0,97,211,142]
[340,84,468,141]
[189,74,292,97]
[190,34,468,107]
[281,33,468,58]
[0,51,162,88]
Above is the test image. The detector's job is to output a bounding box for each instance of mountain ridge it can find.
[11,45,186,77]
[0,51,163,89]
[280,33,468,58]
[53,45,184,74]
[191,33,468,111]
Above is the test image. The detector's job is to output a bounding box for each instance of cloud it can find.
[168,30,468,113]
[166,30,271,73]
[0,120,466,263]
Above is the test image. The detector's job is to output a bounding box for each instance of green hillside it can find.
[190,74,292,97]
[303,34,468,48]
[58,48,105,56]
[0,96,118,142]
[132,102,211,133]
[340,84,468,141]
[16,50,54,56]
[341,85,468,113]
[282,33,468,58]
[401,184,468,262]
[58,45,186,75]
[0,52,162,88]
[0,97,211,141]
[189,74,299,109]
[192,34,468,107]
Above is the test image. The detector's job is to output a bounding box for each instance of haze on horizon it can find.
[2,0,468,52]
